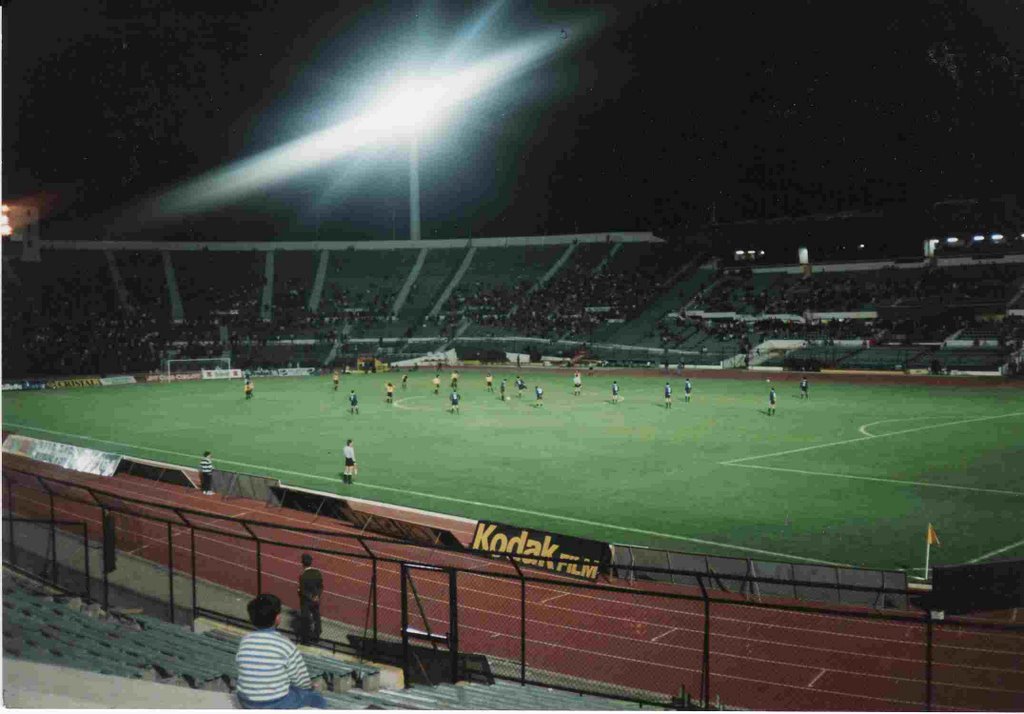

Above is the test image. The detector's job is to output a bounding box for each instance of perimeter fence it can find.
[3,467,1023,711]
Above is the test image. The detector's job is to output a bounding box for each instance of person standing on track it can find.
[297,554,323,645]
[800,377,809,400]
[199,451,215,495]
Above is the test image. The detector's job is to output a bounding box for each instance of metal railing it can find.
[4,468,1023,711]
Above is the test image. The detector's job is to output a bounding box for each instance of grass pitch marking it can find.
[721,412,1024,497]
[857,417,949,437]
[3,421,850,567]
[967,538,1024,564]
[727,463,1024,498]
[723,411,1024,466]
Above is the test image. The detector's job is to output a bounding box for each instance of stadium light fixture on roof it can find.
[990,233,1003,241]
[946,237,959,244]
[972,235,985,242]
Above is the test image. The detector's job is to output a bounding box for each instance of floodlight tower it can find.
[409,135,421,241]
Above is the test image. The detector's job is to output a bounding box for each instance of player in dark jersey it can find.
[401,373,408,389]
[684,378,692,403]
[768,386,777,416]
[611,381,620,404]
[534,385,544,407]
[516,376,526,398]
[348,389,359,415]
[799,377,809,399]
[499,378,508,401]
[449,389,460,414]
[664,382,672,409]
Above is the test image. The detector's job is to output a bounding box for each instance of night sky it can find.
[4,0,1023,242]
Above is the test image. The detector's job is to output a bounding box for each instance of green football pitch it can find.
[4,370,1023,573]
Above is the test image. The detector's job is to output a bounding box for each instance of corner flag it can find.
[927,524,941,546]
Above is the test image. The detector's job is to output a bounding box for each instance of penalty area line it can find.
[723,411,1024,465]
[967,538,1024,564]
[722,463,1024,498]
[2,421,849,567]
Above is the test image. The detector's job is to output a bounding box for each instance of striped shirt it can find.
[235,628,312,701]
[199,457,213,474]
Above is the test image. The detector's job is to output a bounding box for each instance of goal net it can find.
[164,357,231,377]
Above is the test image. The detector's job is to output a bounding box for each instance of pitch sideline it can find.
[2,420,848,566]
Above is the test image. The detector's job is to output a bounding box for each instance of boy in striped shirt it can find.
[235,594,326,709]
[199,451,214,495]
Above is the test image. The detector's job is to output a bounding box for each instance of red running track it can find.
[4,459,1022,711]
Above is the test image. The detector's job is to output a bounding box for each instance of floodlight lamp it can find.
[990,234,1003,241]
[374,79,452,135]
[946,237,959,244]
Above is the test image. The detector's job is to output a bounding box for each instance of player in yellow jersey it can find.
[432,375,441,395]
[244,378,254,400]
[485,372,494,392]
[385,382,395,404]
[332,370,340,392]
[450,370,459,389]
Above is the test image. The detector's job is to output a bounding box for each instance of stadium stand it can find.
[2,570,379,694]
[3,567,651,710]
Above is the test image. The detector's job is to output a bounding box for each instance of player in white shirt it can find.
[342,439,357,484]
[572,371,582,396]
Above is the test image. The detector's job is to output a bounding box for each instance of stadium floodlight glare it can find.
[990,233,1003,241]
[154,27,581,218]
[946,237,959,244]
[972,234,984,242]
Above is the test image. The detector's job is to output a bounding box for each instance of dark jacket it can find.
[298,568,323,602]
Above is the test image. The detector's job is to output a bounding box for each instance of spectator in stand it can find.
[235,594,327,709]
[297,554,324,645]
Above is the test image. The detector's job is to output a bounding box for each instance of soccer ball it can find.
[766,379,771,383]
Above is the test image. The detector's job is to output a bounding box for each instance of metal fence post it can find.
[48,491,58,583]
[166,522,175,623]
[256,539,262,594]
[400,564,410,687]
[101,508,109,612]
[449,568,459,684]
[372,556,379,654]
[507,555,526,685]
[82,523,91,601]
[5,477,15,567]
[698,575,711,710]
[191,528,198,627]
[925,615,934,711]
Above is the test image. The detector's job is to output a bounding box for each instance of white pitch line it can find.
[726,463,1024,498]
[723,412,1024,465]
[807,668,827,688]
[539,592,570,605]
[967,538,1024,564]
[858,417,949,437]
[2,421,849,566]
[649,627,677,643]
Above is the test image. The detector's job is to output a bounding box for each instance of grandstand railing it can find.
[4,468,1022,710]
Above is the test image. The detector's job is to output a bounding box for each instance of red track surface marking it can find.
[4,457,1023,711]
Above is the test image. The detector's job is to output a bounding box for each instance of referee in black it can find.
[199,450,215,495]
[297,554,323,645]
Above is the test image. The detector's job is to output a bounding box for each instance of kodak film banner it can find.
[470,520,608,581]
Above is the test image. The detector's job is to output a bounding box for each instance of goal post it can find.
[163,357,231,377]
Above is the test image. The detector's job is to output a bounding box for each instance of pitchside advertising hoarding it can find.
[201,368,243,380]
[470,520,609,580]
